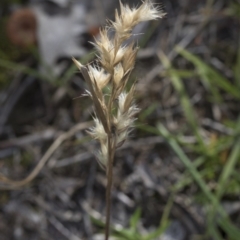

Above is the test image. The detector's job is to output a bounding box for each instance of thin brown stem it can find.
[105,133,115,240]
[107,82,116,113]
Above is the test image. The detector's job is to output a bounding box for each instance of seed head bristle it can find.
[88,65,111,90]
[112,0,165,42]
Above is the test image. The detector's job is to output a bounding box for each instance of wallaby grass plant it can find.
[73,1,165,239]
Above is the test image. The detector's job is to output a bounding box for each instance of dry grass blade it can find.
[0,122,92,190]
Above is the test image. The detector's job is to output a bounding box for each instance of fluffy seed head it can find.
[113,63,124,86]
[93,30,127,72]
[88,65,111,89]
[73,0,165,167]
[112,0,165,41]
[88,118,107,140]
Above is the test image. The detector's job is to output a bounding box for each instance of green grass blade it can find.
[176,46,240,99]
[159,51,206,150]
[130,208,141,232]
[0,58,48,81]
[157,123,240,239]
[233,46,240,88]
[217,135,240,197]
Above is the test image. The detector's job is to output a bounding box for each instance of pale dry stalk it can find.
[73,1,165,239]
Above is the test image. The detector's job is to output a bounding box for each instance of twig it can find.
[48,152,92,168]
[0,121,92,190]
[201,118,234,135]
[0,128,59,149]
[48,215,81,240]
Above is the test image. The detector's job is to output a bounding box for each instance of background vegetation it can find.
[0,0,240,239]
